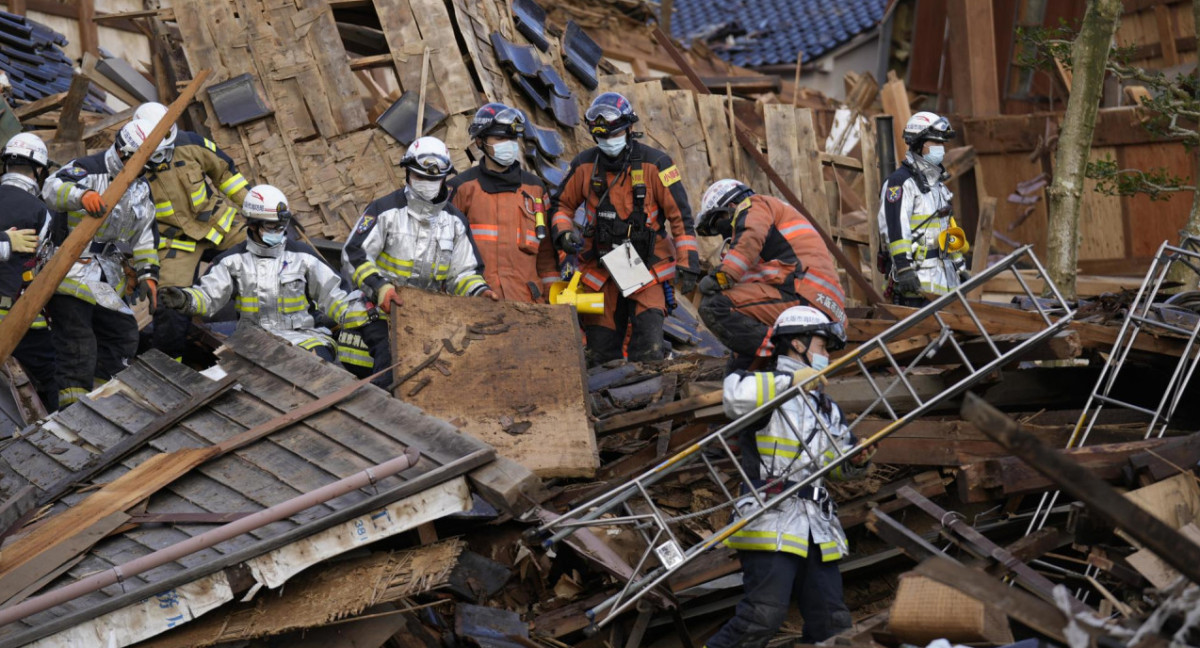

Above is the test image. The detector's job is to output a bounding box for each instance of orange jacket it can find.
[448,163,559,302]
[550,141,699,292]
[720,194,846,325]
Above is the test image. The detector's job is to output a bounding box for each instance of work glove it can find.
[481,289,499,301]
[850,443,878,466]
[792,367,828,389]
[135,278,158,311]
[676,269,699,295]
[554,230,583,253]
[375,283,400,314]
[81,190,107,218]
[5,228,38,253]
[158,286,188,311]
[698,273,722,296]
[893,267,921,295]
[958,268,971,284]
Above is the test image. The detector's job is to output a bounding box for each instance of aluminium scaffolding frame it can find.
[533,245,1076,628]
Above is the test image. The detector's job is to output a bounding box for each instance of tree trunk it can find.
[1045,0,1122,299]
[1163,0,1200,289]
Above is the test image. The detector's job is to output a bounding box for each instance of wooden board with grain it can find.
[389,289,597,477]
[764,103,801,205]
[1078,146,1127,261]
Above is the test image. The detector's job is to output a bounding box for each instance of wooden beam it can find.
[946,0,1000,116]
[968,197,997,301]
[981,270,1143,295]
[3,0,140,33]
[349,53,394,70]
[13,92,66,120]
[962,393,1200,586]
[7,0,24,15]
[964,107,1185,154]
[50,74,91,161]
[77,0,98,58]
[0,70,207,368]
[1154,4,1180,66]
[880,72,911,164]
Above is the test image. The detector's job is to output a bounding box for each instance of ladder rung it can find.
[1093,394,1158,417]
[1128,313,1200,338]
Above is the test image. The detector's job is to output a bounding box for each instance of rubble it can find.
[0,0,1198,647]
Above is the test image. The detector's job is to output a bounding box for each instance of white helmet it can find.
[2,133,49,169]
[902,111,955,147]
[242,184,290,224]
[134,102,177,167]
[697,178,753,236]
[770,305,846,351]
[113,118,155,160]
[401,136,454,178]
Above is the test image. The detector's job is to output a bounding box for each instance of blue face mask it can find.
[597,134,627,157]
[261,230,285,247]
[810,353,829,371]
[923,145,945,166]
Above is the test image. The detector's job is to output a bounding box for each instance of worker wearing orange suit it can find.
[448,103,559,302]
[695,179,846,372]
[550,92,700,364]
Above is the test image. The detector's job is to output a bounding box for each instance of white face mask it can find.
[409,177,443,201]
[923,145,945,166]
[261,230,285,247]
[597,134,627,157]
[488,140,521,167]
[809,353,829,371]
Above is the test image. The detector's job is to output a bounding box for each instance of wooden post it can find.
[415,46,430,139]
[0,70,211,369]
[968,197,997,301]
[861,116,884,296]
[945,0,999,116]
[652,27,887,306]
[50,74,91,161]
[962,393,1200,586]
[879,72,911,168]
[77,0,99,58]
[1155,4,1179,67]
[8,0,25,16]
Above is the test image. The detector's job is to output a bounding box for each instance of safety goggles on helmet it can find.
[490,107,525,135]
[406,151,452,177]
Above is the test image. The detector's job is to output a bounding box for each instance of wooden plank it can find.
[1155,3,1180,66]
[795,108,832,232]
[1078,146,1127,261]
[408,0,476,115]
[13,92,66,120]
[962,393,1200,587]
[968,197,997,301]
[764,103,801,205]
[946,0,1000,115]
[879,73,911,166]
[1118,142,1194,257]
[77,0,98,57]
[594,390,724,435]
[373,0,442,110]
[861,116,884,297]
[0,450,211,600]
[980,270,1143,296]
[388,288,596,478]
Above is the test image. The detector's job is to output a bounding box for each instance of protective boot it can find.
[627,308,666,362]
[699,292,771,358]
[584,325,624,366]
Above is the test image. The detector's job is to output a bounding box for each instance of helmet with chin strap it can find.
[696,178,753,237]
[242,184,291,226]
[769,305,847,352]
[134,102,177,167]
[902,111,955,149]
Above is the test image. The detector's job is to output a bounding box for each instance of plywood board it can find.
[1118,142,1194,257]
[1078,146,1126,261]
[976,152,1048,257]
[764,103,801,204]
[389,289,597,477]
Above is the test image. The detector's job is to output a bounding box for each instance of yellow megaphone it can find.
[549,272,605,314]
[938,218,970,254]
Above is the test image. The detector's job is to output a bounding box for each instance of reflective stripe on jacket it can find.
[719,194,846,325]
[342,187,489,299]
[147,132,248,245]
[448,163,559,302]
[722,355,867,561]
[878,153,965,295]
[180,237,369,350]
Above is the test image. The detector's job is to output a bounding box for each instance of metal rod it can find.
[0,448,421,626]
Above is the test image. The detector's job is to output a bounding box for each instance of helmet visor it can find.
[408,152,452,176]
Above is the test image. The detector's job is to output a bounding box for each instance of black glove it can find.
[958,268,971,283]
[555,230,583,253]
[676,269,699,295]
[698,274,721,296]
[158,286,188,311]
[893,267,921,295]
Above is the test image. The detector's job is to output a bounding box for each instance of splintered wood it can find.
[136,540,465,648]
[390,289,597,478]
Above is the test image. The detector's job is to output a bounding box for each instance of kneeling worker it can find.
[159,185,390,372]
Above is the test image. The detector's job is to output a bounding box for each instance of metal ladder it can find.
[533,246,1076,628]
[1027,237,1200,534]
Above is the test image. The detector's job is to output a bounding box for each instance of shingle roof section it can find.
[669,0,888,68]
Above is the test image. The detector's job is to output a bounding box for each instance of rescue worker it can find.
[158,185,391,370]
[708,306,875,648]
[42,119,161,407]
[0,133,57,410]
[550,92,700,364]
[447,103,559,302]
[342,136,496,330]
[879,111,968,306]
[694,178,846,372]
[134,101,251,359]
